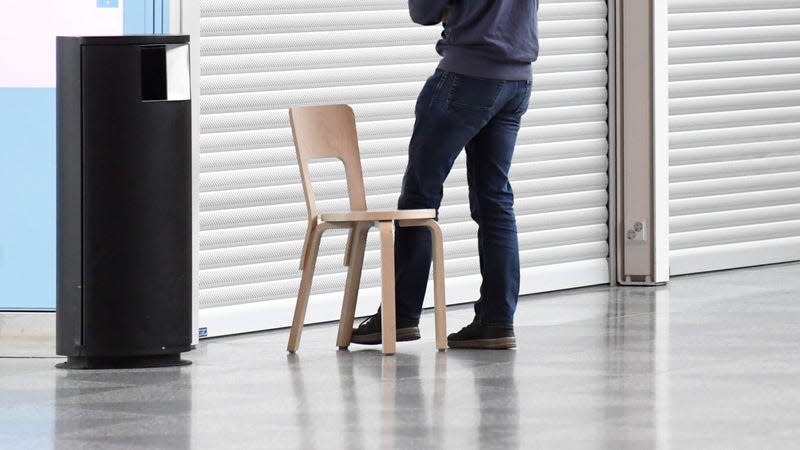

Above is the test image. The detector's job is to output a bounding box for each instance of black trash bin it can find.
[56,35,192,369]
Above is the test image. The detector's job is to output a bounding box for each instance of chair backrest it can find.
[289,104,367,222]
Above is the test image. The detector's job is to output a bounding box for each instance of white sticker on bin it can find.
[166,44,191,101]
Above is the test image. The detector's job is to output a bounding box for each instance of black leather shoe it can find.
[350,310,420,345]
[447,319,516,349]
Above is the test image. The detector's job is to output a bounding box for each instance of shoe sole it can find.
[350,327,421,345]
[447,337,516,350]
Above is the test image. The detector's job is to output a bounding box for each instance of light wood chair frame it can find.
[286,104,446,355]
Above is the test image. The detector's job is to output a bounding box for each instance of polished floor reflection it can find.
[1,262,799,449]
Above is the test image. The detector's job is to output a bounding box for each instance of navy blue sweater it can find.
[408,0,539,81]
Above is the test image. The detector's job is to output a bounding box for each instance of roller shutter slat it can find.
[201,87,609,133]
[671,187,800,216]
[199,206,609,251]
[200,38,600,75]
[200,68,608,103]
[200,172,609,213]
[201,98,608,134]
[200,120,609,154]
[669,25,800,47]
[201,154,608,193]
[669,106,800,132]
[670,155,800,182]
[671,204,800,233]
[200,223,609,271]
[669,122,800,149]
[200,241,608,298]
[670,139,800,165]
[200,138,609,173]
[669,58,800,82]
[201,19,607,56]
[671,221,800,250]
[670,90,800,115]
[670,74,800,97]
[671,172,800,199]
[200,244,609,307]
[202,0,402,17]
[670,1,800,14]
[670,9,800,30]
[200,188,609,232]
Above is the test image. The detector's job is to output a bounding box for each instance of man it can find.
[351,0,539,349]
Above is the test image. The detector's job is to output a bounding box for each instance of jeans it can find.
[394,69,532,327]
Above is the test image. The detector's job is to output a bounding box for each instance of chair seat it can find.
[321,209,435,223]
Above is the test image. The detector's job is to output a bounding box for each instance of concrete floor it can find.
[1,262,799,449]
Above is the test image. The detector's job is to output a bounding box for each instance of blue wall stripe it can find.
[163,0,171,33]
[0,88,57,310]
[124,0,157,34]
[146,0,155,34]
[154,0,164,33]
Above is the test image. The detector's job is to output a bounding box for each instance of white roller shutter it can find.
[197,0,611,336]
[669,0,800,275]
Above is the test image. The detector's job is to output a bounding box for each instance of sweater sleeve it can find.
[408,0,449,26]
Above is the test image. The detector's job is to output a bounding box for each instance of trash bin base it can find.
[56,354,191,370]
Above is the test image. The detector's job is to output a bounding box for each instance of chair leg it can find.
[378,221,396,355]
[399,218,448,351]
[426,220,448,351]
[343,225,355,267]
[337,223,370,349]
[287,225,327,353]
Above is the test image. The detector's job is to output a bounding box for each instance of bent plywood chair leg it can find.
[287,224,328,353]
[399,218,447,351]
[425,220,447,351]
[298,218,316,269]
[378,221,396,355]
[343,225,355,267]
[337,222,370,348]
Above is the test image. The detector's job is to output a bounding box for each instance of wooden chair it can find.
[286,104,446,355]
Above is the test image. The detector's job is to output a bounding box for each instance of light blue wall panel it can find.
[0,89,57,309]
[163,0,171,33]
[123,0,155,34]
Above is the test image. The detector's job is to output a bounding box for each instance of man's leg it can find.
[448,79,531,348]
[351,70,501,343]
[394,71,502,324]
[466,112,522,327]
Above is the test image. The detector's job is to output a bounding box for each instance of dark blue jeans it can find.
[395,69,532,327]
